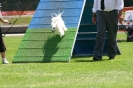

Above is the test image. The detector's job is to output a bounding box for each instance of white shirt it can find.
[0,9,2,18]
[0,13,2,18]
[92,0,124,13]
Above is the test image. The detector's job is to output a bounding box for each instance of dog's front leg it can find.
[58,27,64,37]
[63,26,67,31]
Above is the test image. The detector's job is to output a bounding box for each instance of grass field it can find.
[3,16,32,25]
[0,32,133,88]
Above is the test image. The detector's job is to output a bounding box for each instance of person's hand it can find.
[119,16,123,24]
[118,10,123,24]
[92,17,96,24]
[3,20,9,23]
[3,20,10,25]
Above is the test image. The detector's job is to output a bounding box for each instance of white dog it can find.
[51,12,67,37]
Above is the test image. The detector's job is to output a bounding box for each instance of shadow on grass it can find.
[72,56,94,62]
[72,56,111,62]
[117,39,127,42]
[42,35,62,62]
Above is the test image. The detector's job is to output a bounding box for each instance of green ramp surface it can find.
[12,0,86,63]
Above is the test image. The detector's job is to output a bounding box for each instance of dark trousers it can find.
[94,10,118,57]
[0,27,6,52]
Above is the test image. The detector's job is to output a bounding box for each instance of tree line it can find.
[1,0,40,11]
[124,0,133,7]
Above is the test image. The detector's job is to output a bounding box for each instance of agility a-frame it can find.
[12,0,86,63]
[13,0,121,63]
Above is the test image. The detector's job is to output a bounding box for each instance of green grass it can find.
[0,32,133,88]
[3,16,32,25]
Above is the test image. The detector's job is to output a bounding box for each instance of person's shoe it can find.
[2,59,9,64]
[93,56,103,61]
[109,57,115,60]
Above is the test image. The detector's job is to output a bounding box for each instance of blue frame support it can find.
[73,0,121,56]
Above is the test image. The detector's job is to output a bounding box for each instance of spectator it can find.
[0,3,10,64]
[92,0,124,60]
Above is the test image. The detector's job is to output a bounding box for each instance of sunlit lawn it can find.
[0,32,133,88]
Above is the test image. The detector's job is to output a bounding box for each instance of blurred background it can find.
[0,0,133,34]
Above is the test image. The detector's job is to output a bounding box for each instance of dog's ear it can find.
[58,9,64,16]
[59,10,64,16]
[58,12,63,17]
[51,13,58,17]
[53,13,58,16]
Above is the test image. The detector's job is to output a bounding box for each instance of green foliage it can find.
[124,0,133,7]
[1,0,40,11]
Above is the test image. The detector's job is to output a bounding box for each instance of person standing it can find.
[92,0,124,60]
[0,3,9,64]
